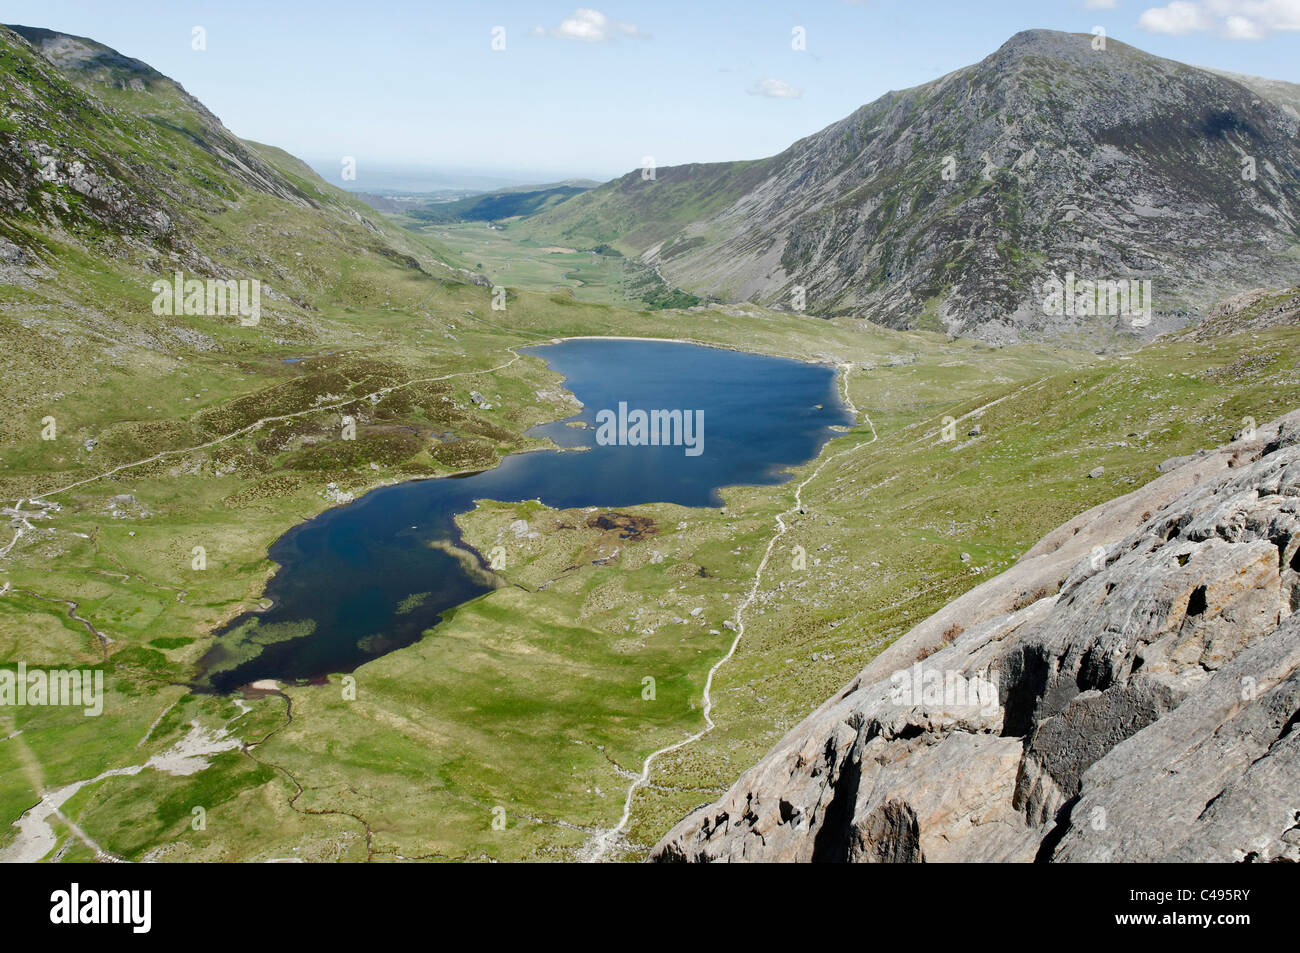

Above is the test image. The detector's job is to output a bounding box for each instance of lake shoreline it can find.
[200,337,857,692]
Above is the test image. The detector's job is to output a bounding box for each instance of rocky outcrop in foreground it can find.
[652,412,1300,862]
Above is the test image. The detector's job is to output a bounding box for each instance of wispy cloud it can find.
[1085,0,1119,10]
[1138,0,1300,38]
[531,8,649,42]
[748,78,804,99]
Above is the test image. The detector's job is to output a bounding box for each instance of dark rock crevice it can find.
[651,411,1300,863]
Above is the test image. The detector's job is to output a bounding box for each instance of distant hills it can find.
[520,30,1300,344]
[388,182,596,224]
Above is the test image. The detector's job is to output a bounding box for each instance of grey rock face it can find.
[651,410,1300,863]
[0,237,27,264]
[542,31,1300,344]
[1178,286,1300,341]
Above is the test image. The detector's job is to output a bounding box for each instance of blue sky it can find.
[8,1,1300,188]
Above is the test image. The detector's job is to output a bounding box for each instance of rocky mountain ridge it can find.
[529,31,1300,345]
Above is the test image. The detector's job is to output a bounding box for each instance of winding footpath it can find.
[0,352,529,563]
[583,362,877,862]
[21,354,525,504]
[1,333,869,553]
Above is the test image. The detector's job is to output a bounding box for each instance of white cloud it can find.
[1085,0,1119,10]
[748,78,804,99]
[1223,12,1267,35]
[534,8,648,42]
[1139,0,1214,32]
[1138,0,1300,38]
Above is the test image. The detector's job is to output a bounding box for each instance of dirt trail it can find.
[0,720,241,863]
[583,363,875,862]
[11,354,526,508]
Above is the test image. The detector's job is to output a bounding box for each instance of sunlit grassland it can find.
[0,231,1086,859]
[5,170,1296,860]
[401,220,631,307]
[206,323,1300,861]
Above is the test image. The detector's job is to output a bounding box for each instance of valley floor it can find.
[3,232,1299,860]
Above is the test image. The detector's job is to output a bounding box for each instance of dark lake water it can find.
[198,339,851,693]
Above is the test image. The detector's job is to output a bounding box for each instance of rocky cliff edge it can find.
[652,411,1300,862]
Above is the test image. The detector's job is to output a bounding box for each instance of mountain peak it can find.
[525,30,1300,344]
[983,27,1163,74]
[6,24,163,85]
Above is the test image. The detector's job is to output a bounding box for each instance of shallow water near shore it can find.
[198,339,852,693]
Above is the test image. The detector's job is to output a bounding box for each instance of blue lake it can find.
[198,339,852,692]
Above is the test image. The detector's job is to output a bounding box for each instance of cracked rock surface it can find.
[651,410,1300,862]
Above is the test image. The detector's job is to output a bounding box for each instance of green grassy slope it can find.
[513,159,776,254]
